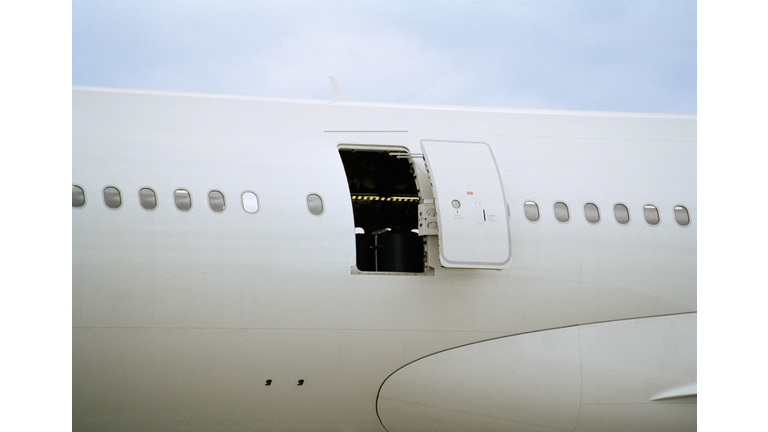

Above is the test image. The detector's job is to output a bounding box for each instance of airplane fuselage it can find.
[73,87,696,431]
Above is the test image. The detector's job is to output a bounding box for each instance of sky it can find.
[72,0,697,113]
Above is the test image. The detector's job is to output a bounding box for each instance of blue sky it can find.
[72,0,696,113]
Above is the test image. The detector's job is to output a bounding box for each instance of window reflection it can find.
[72,185,85,208]
[644,205,660,225]
[554,202,569,223]
[103,186,122,209]
[139,188,157,210]
[613,204,629,224]
[674,205,690,226]
[241,191,259,213]
[523,201,539,222]
[209,190,226,212]
[584,203,600,224]
[307,194,324,215]
[174,189,192,211]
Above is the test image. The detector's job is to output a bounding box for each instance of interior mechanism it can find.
[339,149,425,273]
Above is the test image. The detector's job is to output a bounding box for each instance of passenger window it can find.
[209,190,226,212]
[72,185,86,208]
[584,203,600,224]
[174,189,192,211]
[139,188,157,210]
[644,205,660,225]
[613,204,630,224]
[103,186,122,209]
[307,193,324,215]
[523,201,539,222]
[674,205,690,226]
[554,202,569,223]
[241,191,259,213]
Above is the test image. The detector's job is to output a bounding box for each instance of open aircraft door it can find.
[420,140,511,269]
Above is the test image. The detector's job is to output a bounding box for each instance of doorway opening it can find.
[339,148,425,273]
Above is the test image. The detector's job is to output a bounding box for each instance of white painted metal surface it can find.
[420,140,511,268]
[377,314,696,431]
[72,86,696,431]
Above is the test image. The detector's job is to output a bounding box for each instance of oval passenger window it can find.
[209,190,226,212]
[103,186,122,209]
[72,185,86,208]
[554,202,569,223]
[584,203,600,224]
[174,189,192,211]
[139,188,157,210]
[523,201,539,222]
[307,194,324,215]
[613,204,629,224]
[242,191,259,213]
[674,205,690,226]
[644,205,660,225]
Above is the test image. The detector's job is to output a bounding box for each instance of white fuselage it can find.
[73,87,696,431]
